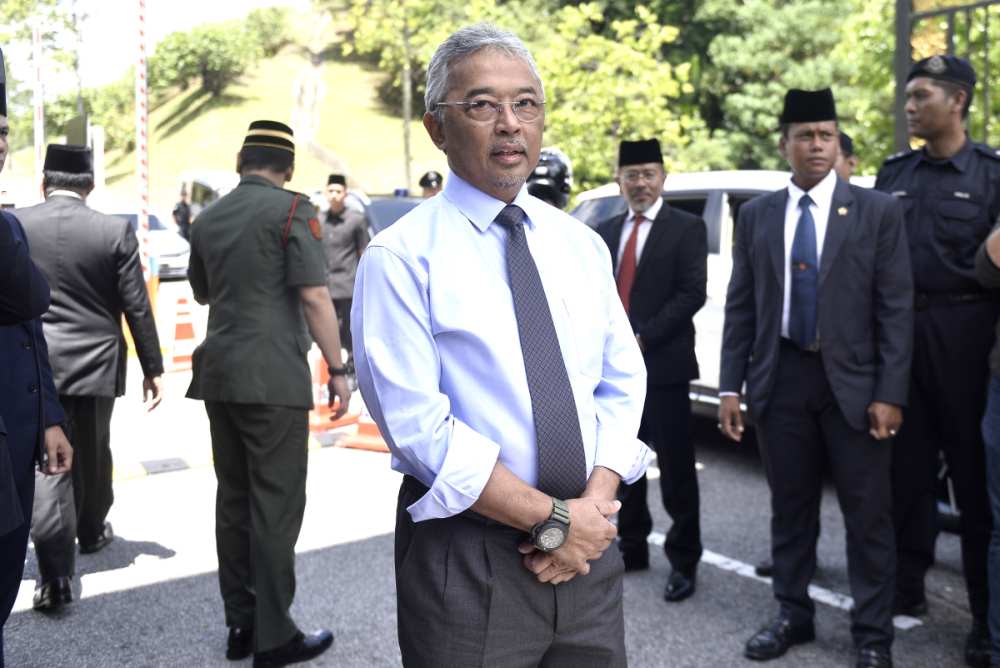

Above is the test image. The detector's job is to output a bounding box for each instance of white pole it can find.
[135,0,150,280]
[32,23,44,199]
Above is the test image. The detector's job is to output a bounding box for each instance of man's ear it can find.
[424,112,446,153]
[285,163,295,184]
[777,135,788,161]
[235,152,242,174]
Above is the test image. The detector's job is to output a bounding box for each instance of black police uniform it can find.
[876,138,1000,621]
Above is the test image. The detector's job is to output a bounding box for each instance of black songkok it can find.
[618,139,663,167]
[44,144,94,174]
[780,88,837,125]
[327,174,346,187]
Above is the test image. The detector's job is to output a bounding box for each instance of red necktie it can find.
[616,214,643,314]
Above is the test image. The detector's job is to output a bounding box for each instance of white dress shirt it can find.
[353,171,652,522]
[781,169,837,339]
[615,196,663,271]
[719,169,838,398]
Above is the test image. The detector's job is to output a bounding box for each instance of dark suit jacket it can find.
[596,203,707,386]
[719,178,913,431]
[18,195,164,397]
[0,213,64,536]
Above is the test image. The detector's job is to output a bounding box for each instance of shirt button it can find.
[28,384,38,393]
[22,341,32,350]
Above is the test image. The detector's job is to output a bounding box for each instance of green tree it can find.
[150,21,263,97]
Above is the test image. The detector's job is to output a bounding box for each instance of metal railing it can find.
[895,0,1000,150]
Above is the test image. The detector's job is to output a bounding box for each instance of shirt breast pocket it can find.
[935,193,988,262]
[559,293,606,381]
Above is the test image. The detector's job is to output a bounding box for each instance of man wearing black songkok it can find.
[719,88,912,668]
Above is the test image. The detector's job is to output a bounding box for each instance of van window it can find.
[728,194,757,242]
[665,197,707,218]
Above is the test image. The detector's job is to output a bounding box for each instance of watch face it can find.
[538,526,565,551]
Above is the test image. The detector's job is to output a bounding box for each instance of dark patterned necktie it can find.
[495,204,587,500]
[789,194,818,348]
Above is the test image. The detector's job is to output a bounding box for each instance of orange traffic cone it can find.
[309,345,360,432]
[167,296,197,372]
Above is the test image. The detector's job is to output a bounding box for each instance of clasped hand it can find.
[518,497,620,585]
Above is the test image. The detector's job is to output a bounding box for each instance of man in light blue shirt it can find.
[353,22,650,667]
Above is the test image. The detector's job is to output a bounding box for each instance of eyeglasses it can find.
[620,169,663,184]
[435,97,546,123]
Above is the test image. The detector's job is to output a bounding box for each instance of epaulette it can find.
[882,149,915,165]
[281,193,322,247]
[973,143,1000,161]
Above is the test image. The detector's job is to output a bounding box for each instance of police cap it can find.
[907,55,976,89]
[419,170,443,189]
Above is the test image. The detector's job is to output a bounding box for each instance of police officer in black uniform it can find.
[876,54,1000,668]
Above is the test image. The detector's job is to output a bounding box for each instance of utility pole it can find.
[401,4,413,193]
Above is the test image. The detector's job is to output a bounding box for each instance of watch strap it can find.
[550,497,570,526]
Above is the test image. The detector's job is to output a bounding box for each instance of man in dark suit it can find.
[596,138,707,602]
[719,89,912,668]
[0,51,73,664]
[18,144,164,611]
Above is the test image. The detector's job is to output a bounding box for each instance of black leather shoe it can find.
[754,559,773,577]
[253,630,334,668]
[663,570,696,602]
[856,647,893,668]
[80,522,114,554]
[226,626,253,661]
[621,549,649,572]
[32,576,73,612]
[744,615,815,661]
[965,620,991,668]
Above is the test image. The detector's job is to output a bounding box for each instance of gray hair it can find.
[424,23,544,124]
[43,170,95,194]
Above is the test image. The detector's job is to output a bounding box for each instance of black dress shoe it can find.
[80,522,114,554]
[621,550,649,572]
[744,615,815,661]
[663,570,696,602]
[965,620,991,668]
[226,626,253,661]
[856,647,893,668]
[754,559,773,577]
[32,576,73,612]
[253,630,334,668]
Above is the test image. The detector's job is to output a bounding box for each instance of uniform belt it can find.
[780,338,821,355]
[401,475,522,532]
[914,292,997,311]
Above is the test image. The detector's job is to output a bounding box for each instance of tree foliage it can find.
[150,20,264,97]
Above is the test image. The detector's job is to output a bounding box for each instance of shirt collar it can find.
[787,168,837,210]
[919,137,973,173]
[627,196,662,223]
[48,189,84,200]
[442,170,538,232]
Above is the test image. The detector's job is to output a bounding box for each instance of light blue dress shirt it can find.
[352,171,652,522]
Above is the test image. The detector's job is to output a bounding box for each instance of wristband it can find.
[328,365,348,377]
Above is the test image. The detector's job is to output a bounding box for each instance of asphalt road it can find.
[6,401,976,668]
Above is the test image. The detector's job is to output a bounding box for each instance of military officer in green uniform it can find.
[186,120,351,668]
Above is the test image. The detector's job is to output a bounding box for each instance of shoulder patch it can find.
[308,216,322,240]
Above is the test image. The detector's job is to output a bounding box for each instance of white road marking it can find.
[647,531,922,631]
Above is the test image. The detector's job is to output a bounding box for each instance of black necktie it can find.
[495,204,587,500]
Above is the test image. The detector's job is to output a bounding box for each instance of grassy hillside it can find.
[2,44,447,216]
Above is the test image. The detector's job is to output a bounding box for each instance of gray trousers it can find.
[395,476,627,668]
[30,471,76,583]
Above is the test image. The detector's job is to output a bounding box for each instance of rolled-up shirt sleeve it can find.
[591,247,653,484]
[353,245,501,521]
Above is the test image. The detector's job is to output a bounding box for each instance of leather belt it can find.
[780,338,821,355]
[914,291,998,311]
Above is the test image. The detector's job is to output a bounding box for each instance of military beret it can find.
[619,139,663,167]
[419,170,443,188]
[907,55,976,89]
[243,120,294,154]
[780,88,837,125]
[44,144,93,174]
[327,174,346,187]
